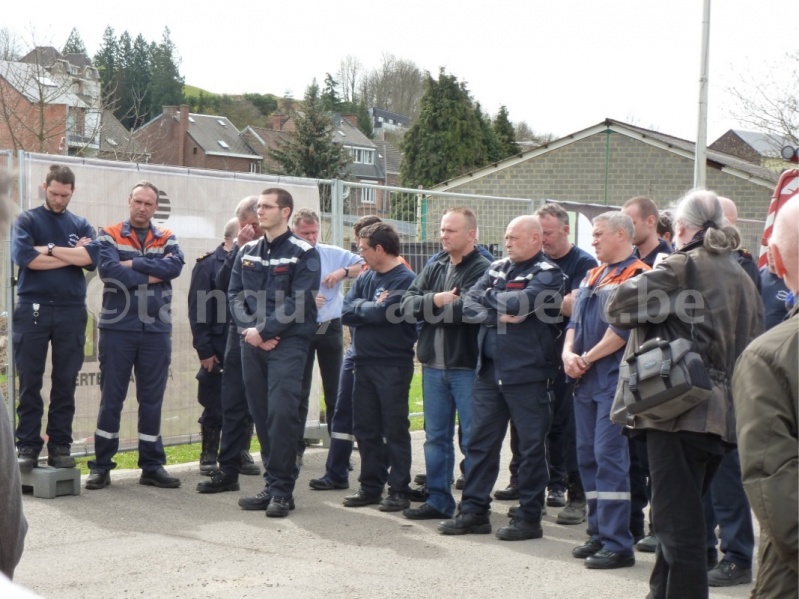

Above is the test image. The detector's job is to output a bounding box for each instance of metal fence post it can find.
[331,179,343,248]
[5,151,21,427]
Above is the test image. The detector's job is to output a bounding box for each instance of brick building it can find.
[135,105,261,172]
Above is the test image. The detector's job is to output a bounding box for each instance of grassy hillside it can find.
[184,84,218,98]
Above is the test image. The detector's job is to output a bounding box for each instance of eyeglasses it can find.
[356,246,372,255]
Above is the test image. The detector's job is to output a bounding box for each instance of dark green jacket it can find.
[732,304,798,578]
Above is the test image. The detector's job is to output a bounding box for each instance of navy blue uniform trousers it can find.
[218,325,262,476]
[461,360,551,523]
[196,333,227,429]
[241,335,309,499]
[90,329,170,472]
[352,361,413,496]
[13,304,86,451]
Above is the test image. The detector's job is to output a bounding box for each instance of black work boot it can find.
[240,423,260,476]
[47,445,76,469]
[438,511,492,535]
[17,446,40,472]
[496,518,543,541]
[199,424,221,476]
[196,469,240,493]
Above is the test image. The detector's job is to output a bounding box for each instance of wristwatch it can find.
[580,352,592,367]
[47,243,55,256]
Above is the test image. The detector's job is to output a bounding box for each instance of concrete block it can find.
[20,466,81,499]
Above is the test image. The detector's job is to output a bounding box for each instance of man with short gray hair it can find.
[562,211,648,569]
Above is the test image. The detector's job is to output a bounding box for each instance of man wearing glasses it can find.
[227,188,320,518]
[341,222,418,512]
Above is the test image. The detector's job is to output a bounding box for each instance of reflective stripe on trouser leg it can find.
[574,386,634,554]
[90,328,136,471]
[134,332,171,471]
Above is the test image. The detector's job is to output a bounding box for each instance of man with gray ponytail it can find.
[607,189,764,598]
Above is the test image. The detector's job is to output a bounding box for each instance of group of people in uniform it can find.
[5,164,797,599]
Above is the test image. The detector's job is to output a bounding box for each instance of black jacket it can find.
[463,250,564,385]
[188,243,229,360]
[400,248,490,368]
[228,229,320,341]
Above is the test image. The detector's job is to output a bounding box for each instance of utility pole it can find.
[694,0,711,189]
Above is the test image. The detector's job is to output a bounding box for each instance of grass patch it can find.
[74,372,425,474]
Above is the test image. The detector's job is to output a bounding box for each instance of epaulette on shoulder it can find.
[739,248,752,258]
[196,251,213,262]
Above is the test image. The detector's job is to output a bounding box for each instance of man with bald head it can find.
[719,196,760,290]
[439,215,564,541]
[732,196,799,598]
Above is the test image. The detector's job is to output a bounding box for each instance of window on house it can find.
[218,140,230,149]
[193,147,198,154]
[188,116,196,123]
[350,148,375,165]
[217,119,227,126]
[106,138,118,147]
[360,181,377,204]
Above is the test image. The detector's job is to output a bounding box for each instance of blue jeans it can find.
[422,366,476,516]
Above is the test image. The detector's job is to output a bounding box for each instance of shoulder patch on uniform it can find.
[196,251,213,262]
[538,261,554,270]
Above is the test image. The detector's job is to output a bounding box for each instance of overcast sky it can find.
[5,0,795,142]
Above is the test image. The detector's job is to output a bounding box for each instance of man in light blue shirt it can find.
[291,209,363,466]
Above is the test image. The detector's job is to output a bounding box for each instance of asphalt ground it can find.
[15,431,757,599]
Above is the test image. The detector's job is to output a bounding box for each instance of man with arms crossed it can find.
[400,207,489,519]
[86,181,184,490]
[341,222,417,512]
[440,215,563,541]
[12,164,99,471]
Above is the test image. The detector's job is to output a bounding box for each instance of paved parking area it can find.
[15,431,756,598]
